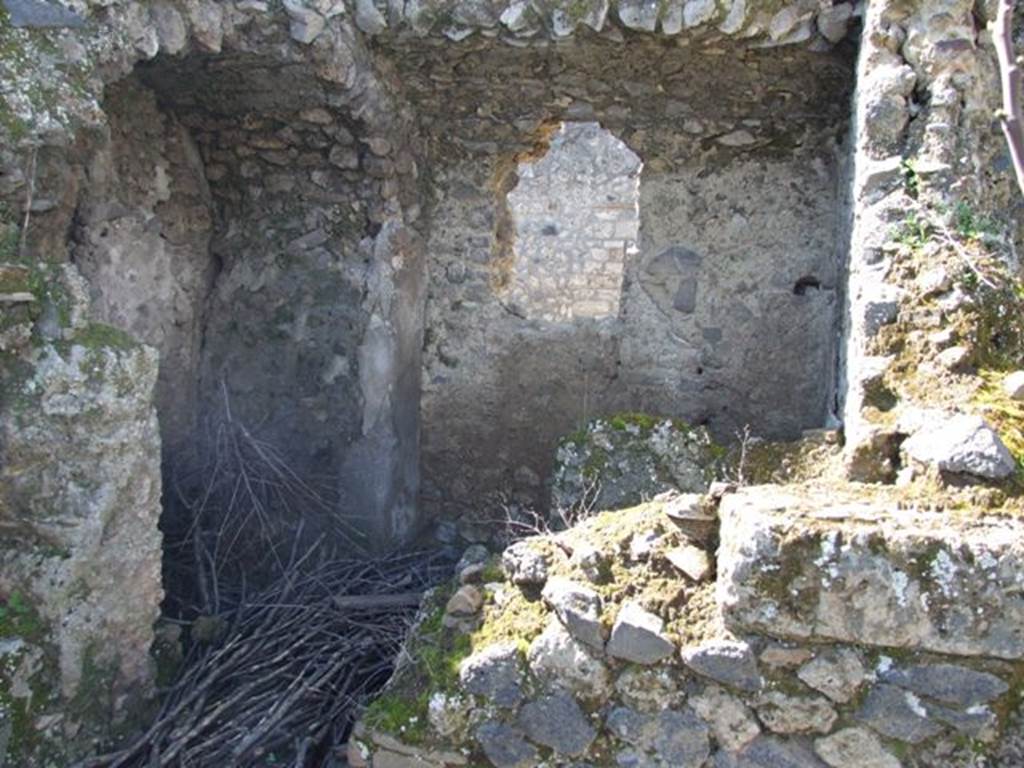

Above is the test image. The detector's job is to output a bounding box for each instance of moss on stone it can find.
[0,591,61,765]
[0,591,44,643]
[974,370,1024,482]
[72,323,139,352]
[363,585,473,744]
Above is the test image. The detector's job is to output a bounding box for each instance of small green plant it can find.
[608,412,658,431]
[952,200,999,242]
[894,212,931,250]
[900,158,919,199]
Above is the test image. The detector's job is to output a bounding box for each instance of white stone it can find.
[1003,371,1024,401]
[527,619,611,699]
[797,649,865,703]
[690,685,760,750]
[683,0,716,27]
[903,414,1015,479]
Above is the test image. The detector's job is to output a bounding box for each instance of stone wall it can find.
[1,0,1023,762]
[408,35,854,514]
[0,264,164,764]
[352,486,1024,768]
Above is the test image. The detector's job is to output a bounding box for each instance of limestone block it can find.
[717,487,1024,659]
[0,325,163,762]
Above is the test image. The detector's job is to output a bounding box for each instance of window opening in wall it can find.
[503,122,642,323]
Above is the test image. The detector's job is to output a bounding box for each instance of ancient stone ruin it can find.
[0,0,1023,764]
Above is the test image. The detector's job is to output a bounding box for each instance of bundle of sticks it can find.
[78,392,453,767]
[78,550,452,768]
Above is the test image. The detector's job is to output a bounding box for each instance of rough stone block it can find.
[458,643,524,707]
[680,640,762,692]
[607,601,674,664]
[542,577,607,650]
[717,487,1024,659]
[517,692,596,756]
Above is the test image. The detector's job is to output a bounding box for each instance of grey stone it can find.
[2,0,83,27]
[542,577,606,650]
[862,295,900,336]
[607,602,674,664]
[614,666,682,710]
[714,736,828,767]
[717,129,757,147]
[660,0,683,34]
[925,701,997,739]
[816,2,852,43]
[183,0,224,52]
[355,0,388,34]
[880,663,1009,707]
[502,541,549,587]
[935,345,970,370]
[527,618,611,699]
[680,640,762,692]
[856,684,944,744]
[718,0,746,33]
[570,540,608,583]
[518,692,596,756]
[456,544,490,573]
[459,643,524,707]
[673,278,698,313]
[1002,371,1024,401]
[329,145,361,170]
[902,414,1016,479]
[814,728,900,768]
[606,707,710,767]
[717,487,1024,659]
[797,649,865,703]
[282,0,326,42]
[476,723,538,768]
[150,2,188,54]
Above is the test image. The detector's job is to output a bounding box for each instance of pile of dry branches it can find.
[78,550,451,768]
[78,395,453,767]
[161,389,369,618]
